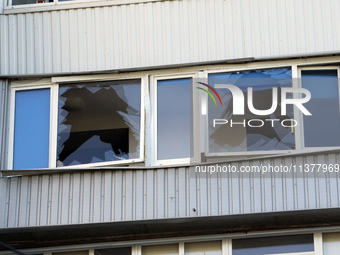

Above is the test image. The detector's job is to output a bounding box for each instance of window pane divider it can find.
[314,232,323,255]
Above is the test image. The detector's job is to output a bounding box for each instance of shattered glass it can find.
[208,67,294,153]
[57,79,141,166]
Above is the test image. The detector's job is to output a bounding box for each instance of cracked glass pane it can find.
[208,67,294,153]
[57,79,141,167]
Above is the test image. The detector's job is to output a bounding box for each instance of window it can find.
[142,244,178,255]
[323,232,340,255]
[12,88,51,169]
[232,234,314,255]
[57,80,141,167]
[207,67,294,154]
[301,69,340,147]
[95,247,132,255]
[10,78,144,169]
[152,75,198,165]
[185,241,222,255]
[8,0,72,6]
[11,0,52,5]
[53,252,88,255]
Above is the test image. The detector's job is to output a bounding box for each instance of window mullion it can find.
[314,232,324,255]
[292,64,304,151]
[49,84,59,168]
[222,238,232,255]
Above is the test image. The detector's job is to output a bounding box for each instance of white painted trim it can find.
[52,74,145,84]
[198,71,207,157]
[8,75,147,170]
[297,66,340,150]
[2,227,335,255]
[263,253,314,255]
[151,72,200,166]
[49,84,58,168]
[4,0,169,14]
[222,238,232,255]
[132,245,141,255]
[179,242,184,255]
[8,84,54,170]
[314,232,323,255]
[292,65,303,151]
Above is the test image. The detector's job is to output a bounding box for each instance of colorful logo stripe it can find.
[197,82,222,106]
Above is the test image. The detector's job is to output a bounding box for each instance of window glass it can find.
[13,89,50,170]
[301,70,340,147]
[208,68,294,153]
[157,78,192,160]
[323,232,340,255]
[95,247,131,255]
[53,251,88,255]
[12,0,53,5]
[185,241,222,255]
[232,234,314,255]
[142,244,178,255]
[57,79,141,166]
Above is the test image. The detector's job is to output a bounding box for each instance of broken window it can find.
[57,79,141,166]
[207,68,294,153]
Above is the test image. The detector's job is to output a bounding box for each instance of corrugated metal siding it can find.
[1,152,340,228]
[1,0,340,76]
[0,80,8,170]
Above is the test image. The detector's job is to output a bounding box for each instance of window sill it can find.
[3,0,168,14]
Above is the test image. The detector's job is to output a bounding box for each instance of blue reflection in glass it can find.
[207,67,293,153]
[13,89,50,169]
[302,70,340,147]
[157,78,192,160]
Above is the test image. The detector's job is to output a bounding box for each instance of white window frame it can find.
[150,73,200,166]
[8,83,57,170]
[202,64,297,158]
[4,228,340,255]
[297,66,340,151]
[8,75,146,169]
[4,0,168,14]
[201,64,340,158]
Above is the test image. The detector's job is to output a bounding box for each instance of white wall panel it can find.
[1,151,340,229]
[1,0,340,75]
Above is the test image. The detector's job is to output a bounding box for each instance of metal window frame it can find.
[150,72,200,167]
[8,74,147,170]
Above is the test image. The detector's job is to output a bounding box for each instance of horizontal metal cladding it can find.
[1,152,340,228]
[1,0,340,75]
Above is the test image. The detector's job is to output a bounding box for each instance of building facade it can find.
[1,0,340,254]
